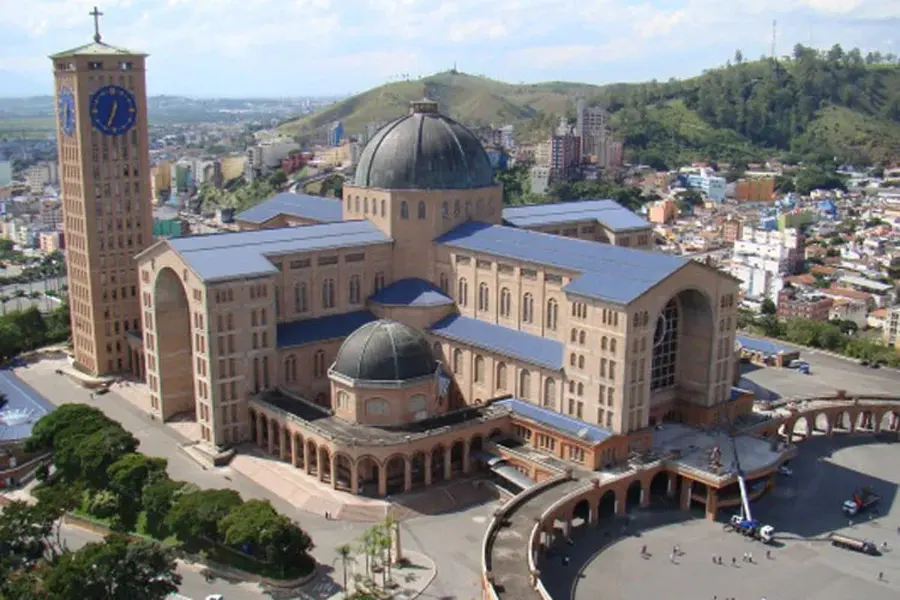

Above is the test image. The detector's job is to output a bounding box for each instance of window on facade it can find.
[337,391,350,410]
[439,273,449,293]
[500,287,511,317]
[478,283,489,311]
[543,378,555,408]
[610,339,617,354]
[579,331,586,345]
[570,328,577,343]
[474,355,484,382]
[496,362,507,389]
[322,279,335,309]
[417,201,426,219]
[284,355,298,383]
[313,350,326,378]
[295,282,308,312]
[381,199,386,217]
[453,348,463,374]
[348,275,361,304]
[374,272,385,293]
[546,298,558,330]
[400,201,409,219]
[366,398,390,415]
[458,277,469,306]
[519,370,531,399]
[522,293,534,323]
[442,201,449,219]
[454,199,460,216]
[433,342,442,359]
[578,355,585,369]
[651,299,679,391]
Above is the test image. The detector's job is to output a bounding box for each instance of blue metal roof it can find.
[735,335,797,357]
[435,221,687,304]
[428,314,564,371]
[235,192,343,225]
[168,220,391,282]
[0,369,55,443]
[277,310,376,348]
[495,398,612,443]
[369,278,453,307]
[502,199,651,232]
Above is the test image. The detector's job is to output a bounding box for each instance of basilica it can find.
[133,99,746,498]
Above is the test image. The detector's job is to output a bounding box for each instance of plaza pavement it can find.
[12,358,501,600]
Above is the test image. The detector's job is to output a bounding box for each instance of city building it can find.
[530,165,551,196]
[682,168,726,203]
[884,307,900,347]
[328,121,344,147]
[24,161,59,190]
[648,198,677,225]
[776,286,833,321]
[729,227,803,302]
[735,177,775,202]
[722,218,743,243]
[575,99,607,160]
[39,198,63,230]
[550,118,580,181]
[491,125,515,150]
[51,25,154,375]
[131,99,741,493]
[39,230,64,253]
[151,161,172,202]
[829,298,867,329]
[245,138,300,181]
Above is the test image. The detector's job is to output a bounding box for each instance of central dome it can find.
[332,319,437,382]
[354,99,495,190]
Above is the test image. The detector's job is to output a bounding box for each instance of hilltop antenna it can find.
[771,20,777,60]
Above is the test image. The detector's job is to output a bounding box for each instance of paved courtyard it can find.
[542,434,900,600]
[11,358,502,600]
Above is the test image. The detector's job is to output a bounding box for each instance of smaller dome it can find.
[333,319,437,382]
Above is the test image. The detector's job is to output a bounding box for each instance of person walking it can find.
[641,544,647,556]
[732,556,737,566]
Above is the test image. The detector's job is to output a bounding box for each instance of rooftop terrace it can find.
[502,199,651,232]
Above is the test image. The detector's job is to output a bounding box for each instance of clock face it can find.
[89,85,137,136]
[57,88,75,137]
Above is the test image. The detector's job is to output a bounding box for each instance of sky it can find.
[0,0,898,97]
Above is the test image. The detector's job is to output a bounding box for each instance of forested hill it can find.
[602,45,900,168]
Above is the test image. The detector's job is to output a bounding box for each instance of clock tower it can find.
[51,7,153,376]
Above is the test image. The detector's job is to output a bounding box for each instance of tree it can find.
[141,476,183,539]
[336,544,353,597]
[218,498,312,570]
[107,453,167,529]
[74,425,139,489]
[165,488,242,545]
[43,534,181,600]
[760,298,777,315]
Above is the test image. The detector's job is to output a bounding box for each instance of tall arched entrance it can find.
[650,289,714,405]
[153,267,198,424]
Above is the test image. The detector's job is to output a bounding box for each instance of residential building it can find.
[735,177,775,202]
[729,227,803,301]
[151,161,172,202]
[682,168,726,203]
[550,119,580,181]
[648,198,677,224]
[530,165,551,195]
[133,99,740,493]
[829,298,868,329]
[776,286,833,321]
[245,138,300,181]
[884,307,900,347]
[575,99,607,160]
[24,162,58,190]
[39,230,64,253]
[722,218,743,243]
[328,121,344,147]
[51,30,154,375]
[491,125,515,150]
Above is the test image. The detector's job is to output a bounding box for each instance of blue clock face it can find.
[58,88,75,137]
[89,85,137,136]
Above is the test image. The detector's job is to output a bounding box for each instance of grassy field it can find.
[800,105,900,165]
[0,117,55,138]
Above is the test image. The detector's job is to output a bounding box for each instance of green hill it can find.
[276,71,600,139]
[281,45,900,167]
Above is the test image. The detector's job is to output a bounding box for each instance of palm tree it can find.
[336,544,353,597]
[382,515,397,584]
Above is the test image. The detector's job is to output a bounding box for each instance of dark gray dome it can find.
[354,99,495,190]
[333,319,437,381]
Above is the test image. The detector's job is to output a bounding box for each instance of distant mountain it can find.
[275,71,600,139]
[280,46,900,167]
[0,70,46,98]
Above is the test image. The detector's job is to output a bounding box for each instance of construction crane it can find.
[723,428,775,543]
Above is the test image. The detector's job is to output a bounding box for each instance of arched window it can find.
[570,328,578,342]
[417,200,426,219]
[496,362,507,389]
[465,199,472,216]
[439,273,449,293]
[601,336,608,350]
[478,282,490,311]
[546,298,558,330]
[578,355,585,369]
[283,355,297,383]
[454,199,461,216]
[336,391,350,410]
[366,398,390,415]
[400,201,409,219]
[364,197,369,214]
[354,196,360,212]
[433,342,442,359]
[610,339,617,354]
[453,348,464,374]
[442,201,449,219]
[577,382,584,396]
[348,275,361,304]
[642,311,649,326]
[345,196,351,211]
[373,272,385,293]
[519,370,531,399]
[322,278,335,309]
[579,330,586,345]
[543,378,556,408]
[409,394,427,413]
[570,353,576,366]
[500,287,511,317]
[651,299,679,391]
[474,355,484,382]
[313,350,326,377]
[381,199,386,217]
[294,282,308,312]
[476,198,484,214]
[458,277,469,306]
[522,293,534,323]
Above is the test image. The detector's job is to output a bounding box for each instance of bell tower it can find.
[51,6,153,376]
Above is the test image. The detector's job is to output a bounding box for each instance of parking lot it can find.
[543,434,900,600]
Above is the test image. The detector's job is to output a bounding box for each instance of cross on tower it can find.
[90,6,103,43]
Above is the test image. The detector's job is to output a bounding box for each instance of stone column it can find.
[378,466,388,497]
[404,459,412,492]
[463,439,472,474]
[351,461,359,495]
[444,448,452,481]
[873,415,881,434]
[667,472,677,498]
[267,422,276,455]
[306,446,315,475]
[640,485,649,508]
[255,415,264,448]
[290,433,298,467]
[424,453,433,486]
[330,455,338,489]
[705,487,718,520]
[680,480,693,511]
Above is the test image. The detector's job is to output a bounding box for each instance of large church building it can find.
[132,99,743,496]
